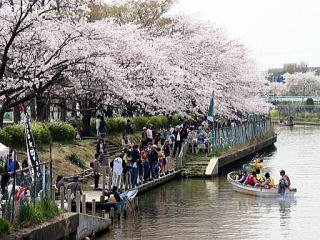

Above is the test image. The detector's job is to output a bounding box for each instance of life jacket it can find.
[109,194,117,202]
[256,173,265,183]
[268,177,275,186]
[245,175,255,186]
[284,174,291,187]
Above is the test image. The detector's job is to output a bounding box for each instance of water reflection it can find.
[100,126,320,240]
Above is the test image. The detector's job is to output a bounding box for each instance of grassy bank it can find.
[13,131,142,179]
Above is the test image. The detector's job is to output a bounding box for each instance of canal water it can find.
[100,126,320,240]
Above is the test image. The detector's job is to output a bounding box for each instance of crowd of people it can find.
[91,115,226,190]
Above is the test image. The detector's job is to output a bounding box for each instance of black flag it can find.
[24,111,41,179]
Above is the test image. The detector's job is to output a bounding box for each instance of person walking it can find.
[98,116,106,138]
[96,138,106,154]
[173,126,183,157]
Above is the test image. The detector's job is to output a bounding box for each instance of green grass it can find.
[18,197,62,227]
[0,218,11,235]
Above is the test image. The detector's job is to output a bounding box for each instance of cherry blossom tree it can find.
[0,0,269,129]
[265,72,320,96]
[0,0,98,125]
[151,16,269,117]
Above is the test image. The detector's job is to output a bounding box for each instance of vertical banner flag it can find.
[207,92,214,122]
[25,111,41,178]
[207,92,216,151]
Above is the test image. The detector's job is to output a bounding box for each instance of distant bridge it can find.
[263,96,320,103]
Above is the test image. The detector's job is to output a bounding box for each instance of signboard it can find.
[3,111,14,123]
[0,105,14,123]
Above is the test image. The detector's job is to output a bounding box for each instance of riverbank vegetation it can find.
[0,218,10,235]
[18,197,61,228]
[0,198,62,236]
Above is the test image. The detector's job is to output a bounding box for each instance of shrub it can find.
[47,122,76,141]
[0,218,10,234]
[66,152,86,168]
[269,109,279,118]
[172,114,181,126]
[90,120,96,136]
[19,203,44,225]
[132,116,148,131]
[31,122,52,145]
[150,115,168,129]
[89,114,181,135]
[19,197,60,227]
[107,117,127,134]
[0,124,24,147]
[0,122,52,147]
[37,197,60,218]
[0,129,9,147]
[306,98,314,105]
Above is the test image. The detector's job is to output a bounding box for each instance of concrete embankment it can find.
[205,135,277,176]
[5,213,111,240]
[272,120,320,126]
[134,170,181,195]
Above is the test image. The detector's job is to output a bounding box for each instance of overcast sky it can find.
[170,0,320,70]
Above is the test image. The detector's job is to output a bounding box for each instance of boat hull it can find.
[227,172,296,198]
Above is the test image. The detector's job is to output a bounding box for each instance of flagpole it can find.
[207,92,215,153]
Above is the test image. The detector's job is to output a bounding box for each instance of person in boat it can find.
[107,186,121,203]
[245,171,258,186]
[255,169,265,183]
[278,170,291,194]
[236,170,248,184]
[235,170,243,180]
[279,170,291,187]
[255,172,275,188]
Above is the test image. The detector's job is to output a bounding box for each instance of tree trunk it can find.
[0,110,4,129]
[60,101,66,122]
[30,98,37,119]
[125,102,134,117]
[13,106,21,124]
[71,101,77,118]
[106,105,113,118]
[36,96,49,121]
[82,111,92,136]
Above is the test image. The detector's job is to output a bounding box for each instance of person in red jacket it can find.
[279,170,291,187]
[245,171,258,186]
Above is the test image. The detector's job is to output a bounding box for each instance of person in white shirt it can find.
[110,153,126,189]
[96,115,101,137]
[169,125,175,134]
[146,127,153,143]
[173,126,183,156]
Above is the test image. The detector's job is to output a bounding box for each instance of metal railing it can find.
[175,119,273,169]
[213,119,273,149]
[1,162,52,222]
